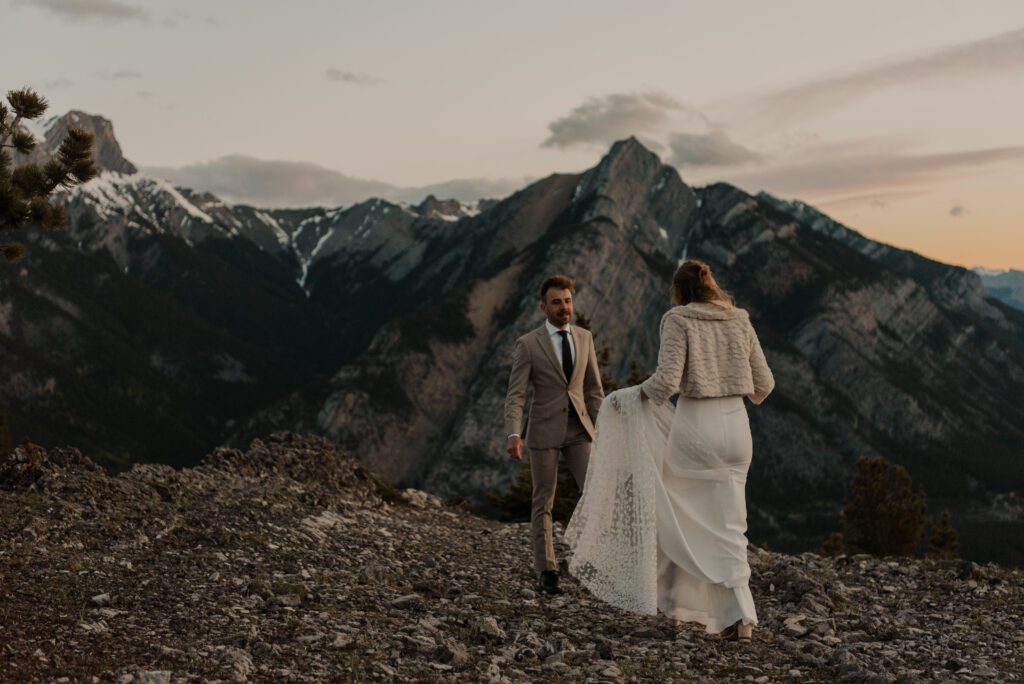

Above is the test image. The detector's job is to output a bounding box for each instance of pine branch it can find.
[8,128,35,155]
[56,126,96,186]
[6,88,48,119]
[1,89,47,148]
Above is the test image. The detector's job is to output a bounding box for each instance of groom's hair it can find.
[540,275,575,301]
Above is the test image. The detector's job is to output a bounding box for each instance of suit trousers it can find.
[530,413,590,574]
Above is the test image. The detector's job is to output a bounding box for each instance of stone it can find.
[132,673,171,684]
[357,562,387,585]
[783,615,809,638]
[220,647,254,682]
[471,616,507,643]
[273,593,302,607]
[390,594,423,610]
[435,640,470,667]
[331,634,353,649]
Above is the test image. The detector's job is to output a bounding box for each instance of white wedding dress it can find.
[565,385,756,633]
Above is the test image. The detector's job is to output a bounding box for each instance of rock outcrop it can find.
[1,436,1021,682]
[17,110,137,174]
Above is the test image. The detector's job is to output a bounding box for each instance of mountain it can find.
[18,110,137,174]
[2,116,1023,564]
[229,138,1024,563]
[972,268,1024,311]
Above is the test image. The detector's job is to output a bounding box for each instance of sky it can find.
[2,0,1023,270]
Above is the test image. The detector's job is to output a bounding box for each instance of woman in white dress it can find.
[566,259,774,640]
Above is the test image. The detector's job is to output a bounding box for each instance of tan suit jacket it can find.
[504,324,605,449]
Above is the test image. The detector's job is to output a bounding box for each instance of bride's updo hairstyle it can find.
[670,259,734,307]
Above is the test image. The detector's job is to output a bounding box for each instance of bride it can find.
[565,259,774,640]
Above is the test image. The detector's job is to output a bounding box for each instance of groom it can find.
[504,275,604,594]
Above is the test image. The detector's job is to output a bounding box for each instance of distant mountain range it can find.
[3,111,1022,564]
[972,268,1024,311]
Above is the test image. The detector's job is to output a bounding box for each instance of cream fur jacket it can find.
[639,301,774,404]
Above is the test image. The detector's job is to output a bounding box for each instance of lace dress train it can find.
[565,386,756,633]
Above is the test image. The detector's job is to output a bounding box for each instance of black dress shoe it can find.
[539,570,561,595]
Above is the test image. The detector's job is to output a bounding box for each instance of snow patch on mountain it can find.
[255,211,290,249]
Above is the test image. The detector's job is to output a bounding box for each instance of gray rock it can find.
[220,647,254,682]
[390,594,423,610]
[783,615,809,638]
[471,616,507,643]
[358,562,387,585]
[132,673,171,684]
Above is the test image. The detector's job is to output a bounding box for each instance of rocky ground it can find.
[1,433,1022,683]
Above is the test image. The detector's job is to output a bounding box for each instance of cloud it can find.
[737,26,1024,132]
[43,77,74,90]
[18,0,146,21]
[543,91,759,168]
[145,157,397,208]
[110,70,142,79]
[325,69,379,86]
[398,177,530,205]
[728,143,1024,200]
[667,129,760,168]
[542,92,691,148]
[143,156,523,209]
[950,205,967,217]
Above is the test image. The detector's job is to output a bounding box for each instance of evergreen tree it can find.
[925,509,960,560]
[821,531,845,557]
[842,456,928,557]
[1,87,97,261]
[625,359,650,387]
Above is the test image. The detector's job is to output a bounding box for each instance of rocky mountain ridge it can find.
[2,435,1021,682]
[2,114,1023,564]
[17,110,137,174]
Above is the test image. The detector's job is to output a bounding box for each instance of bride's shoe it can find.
[717,620,753,641]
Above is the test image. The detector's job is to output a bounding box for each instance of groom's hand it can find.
[507,435,523,460]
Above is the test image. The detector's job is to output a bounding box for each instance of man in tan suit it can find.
[504,275,604,594]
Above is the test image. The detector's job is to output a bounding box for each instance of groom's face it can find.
[541,288,573,328]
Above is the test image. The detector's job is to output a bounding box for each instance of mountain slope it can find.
[233,140,1024,563]
[2,115,1022,563]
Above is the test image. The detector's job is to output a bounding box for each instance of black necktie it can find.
[558,330,574,381]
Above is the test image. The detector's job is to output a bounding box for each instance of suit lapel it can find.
[567,325,585,386]
[534,326,567,382]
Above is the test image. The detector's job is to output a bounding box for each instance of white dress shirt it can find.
[545,319,576,367]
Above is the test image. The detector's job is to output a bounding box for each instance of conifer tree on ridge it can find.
[0,87,97,262]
